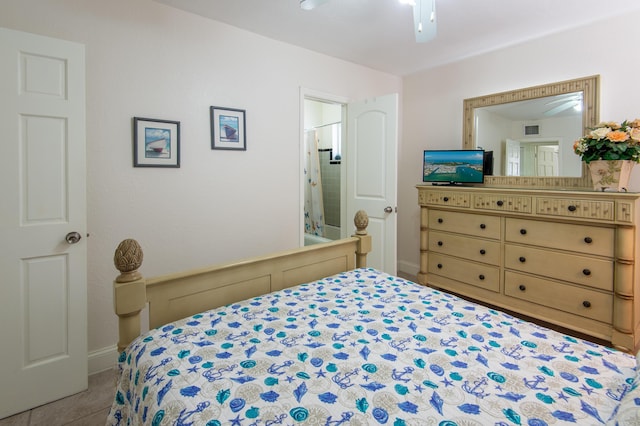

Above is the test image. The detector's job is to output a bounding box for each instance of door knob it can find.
[384,206,394,213]
[65,231,82,244]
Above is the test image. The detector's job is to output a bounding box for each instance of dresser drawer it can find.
[473,194,532,213]
[505,218,614,256]
[428,253,499,292]
[536,197,614,221]
[429,231,500,265]
[420,190,471,208]
[505,271,613,324]
[504,244,613,291]
[428,210,500,239]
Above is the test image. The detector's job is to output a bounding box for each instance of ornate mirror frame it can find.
[463,75,600,188]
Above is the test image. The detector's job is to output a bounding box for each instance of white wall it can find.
[475,108,510,174]
[6,0,640,371]
[398,9,640,275]
[0,0,401,371]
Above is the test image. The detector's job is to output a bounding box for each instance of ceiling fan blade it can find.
[300,0,329,10]
[544,101,580,116]
[545,95,581,105]
[414,0,437,42]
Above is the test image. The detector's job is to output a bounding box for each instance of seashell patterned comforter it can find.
[107,268,639,425]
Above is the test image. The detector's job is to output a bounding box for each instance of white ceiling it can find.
[154,0,640,76]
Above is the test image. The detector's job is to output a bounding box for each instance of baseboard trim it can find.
[89,345,118,375]
[397,260,419,278]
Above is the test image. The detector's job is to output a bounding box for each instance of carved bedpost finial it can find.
[114,239,143,283]
[353,210,371,268]
[354,210,369,235]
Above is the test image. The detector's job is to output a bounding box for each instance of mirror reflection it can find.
[463,76,599,182]
[475,93,583,177]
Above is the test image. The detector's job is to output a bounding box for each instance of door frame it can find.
[512,137,562,176]
[299,87,349,246]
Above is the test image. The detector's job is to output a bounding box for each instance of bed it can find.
[107,211,640,425]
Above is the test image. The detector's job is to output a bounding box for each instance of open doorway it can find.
[504,138,561,176]
[302,97,345,245]
[300,90,399,272]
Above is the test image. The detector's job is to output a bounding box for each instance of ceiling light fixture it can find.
[299,0,329,11]
[302,0,437,43]
[413,0,437,42]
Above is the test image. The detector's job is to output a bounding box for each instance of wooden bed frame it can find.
[112,211,372,352]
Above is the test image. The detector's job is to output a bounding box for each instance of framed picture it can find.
[210,106,246,150]
[133,117,180,168]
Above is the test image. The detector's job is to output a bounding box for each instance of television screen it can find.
[423,149,485,184]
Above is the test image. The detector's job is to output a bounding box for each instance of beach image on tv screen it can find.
[423,150,484,183]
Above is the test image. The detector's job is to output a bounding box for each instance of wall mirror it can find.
[463,75,599,188]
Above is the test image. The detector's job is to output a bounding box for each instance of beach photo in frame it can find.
[133,117,180,168]
[210,106,246,151]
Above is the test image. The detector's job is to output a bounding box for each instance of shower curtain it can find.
[304,130,325,237]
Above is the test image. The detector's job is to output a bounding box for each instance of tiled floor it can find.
[0,369,116,426]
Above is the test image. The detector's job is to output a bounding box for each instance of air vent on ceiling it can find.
[524,125,539,136]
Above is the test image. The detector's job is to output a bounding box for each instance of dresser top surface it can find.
[416,184,640,199]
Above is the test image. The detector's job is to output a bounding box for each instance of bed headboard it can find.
[112,211,372,352]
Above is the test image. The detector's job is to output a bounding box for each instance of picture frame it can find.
[133,117,180,168]
[210,106,246,151]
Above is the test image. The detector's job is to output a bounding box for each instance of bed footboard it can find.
[113,211,372,352]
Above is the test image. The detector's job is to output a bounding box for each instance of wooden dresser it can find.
[417,185,640,353]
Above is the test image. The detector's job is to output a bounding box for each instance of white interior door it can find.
[536,145,559,176]
[346,94,398,274]
[504,138,521,176]
[0,27,87,419]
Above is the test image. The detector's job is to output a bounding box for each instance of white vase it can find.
[587,160,635,191]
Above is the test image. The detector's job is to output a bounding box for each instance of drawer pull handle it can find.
[437,263,443,269]
[584,237,593,244]
[496,200,504,207]
[478,274,485,280]
[583,269,591,276]
[443,197,449,202]
[438,218,443,224]
[582,301,591,308]
[518,284,526,291]
[568,205,577,212]
[480,224,486,229]
[479,249,486,255]
[520,229,527,235]
[519,256,526,263]
[437,241,443,246]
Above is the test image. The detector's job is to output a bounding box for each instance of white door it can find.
[536,145,559,176]
[346,94,398,274]
[0,28,87,419]
[504,138,521,176]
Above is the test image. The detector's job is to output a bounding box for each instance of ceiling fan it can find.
[543,93,583,116]
[299,0,437,43]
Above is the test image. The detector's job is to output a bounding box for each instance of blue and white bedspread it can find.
[107,268,639,425]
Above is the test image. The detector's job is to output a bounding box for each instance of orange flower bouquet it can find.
[573,119,640,163]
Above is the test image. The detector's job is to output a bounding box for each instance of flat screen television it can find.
[423,149,485,185]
